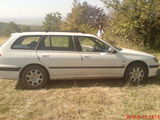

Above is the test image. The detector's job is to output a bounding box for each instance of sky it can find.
[0,0,105,18]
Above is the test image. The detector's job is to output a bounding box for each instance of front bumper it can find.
[148,65,159,77]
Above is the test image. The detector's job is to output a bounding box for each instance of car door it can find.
[77,36,125,77]
[36,35,81,78]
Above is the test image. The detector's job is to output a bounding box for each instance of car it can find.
[0,32,159,89]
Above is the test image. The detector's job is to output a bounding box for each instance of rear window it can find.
[11,36,41,50]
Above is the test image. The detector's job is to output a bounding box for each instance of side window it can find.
[50,36,75,51]
[37,36,51,50]
[79,37,110,52]
[12,36,41,50]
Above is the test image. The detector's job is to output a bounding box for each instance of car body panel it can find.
[80,52,125,77]
[37,50,82,78]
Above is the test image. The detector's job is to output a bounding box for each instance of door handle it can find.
[83,56,91,59]
[42,54,50,58]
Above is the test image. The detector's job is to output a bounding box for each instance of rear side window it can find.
[37,36,51,50]
[37,35,75,51]
[12,36,41,50]
[50,36,75,51]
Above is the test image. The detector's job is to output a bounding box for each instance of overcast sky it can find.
[0,0,105,18]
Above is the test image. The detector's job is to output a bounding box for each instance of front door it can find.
[78,36,124,77]
[36,35,81,78]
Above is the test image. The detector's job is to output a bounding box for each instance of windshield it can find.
[97,37,122,51]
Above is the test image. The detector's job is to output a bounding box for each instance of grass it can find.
[0,36,160,120]
[0,76,160,120]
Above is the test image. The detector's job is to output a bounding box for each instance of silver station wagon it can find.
[0,32,159,89]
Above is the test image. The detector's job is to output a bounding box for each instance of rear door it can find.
[36,35,81,78]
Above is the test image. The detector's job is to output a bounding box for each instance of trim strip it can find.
[49,66,125,69]
[149,65,159,68]
[0,67,21,71]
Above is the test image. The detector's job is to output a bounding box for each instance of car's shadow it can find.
[16,78,126,90]
[15,70,160,90]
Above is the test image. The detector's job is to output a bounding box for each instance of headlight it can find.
[153,57,159,63]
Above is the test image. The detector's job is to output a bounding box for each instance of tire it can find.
[20,65,48,89]
[124,63,148,85]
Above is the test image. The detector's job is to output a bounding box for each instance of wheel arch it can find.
[19,63,50,80]
[124,60,149,77]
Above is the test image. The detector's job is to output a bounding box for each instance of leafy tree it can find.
[8,22,21,32]
[66,0,84,31]
[102,0,160,48]
[20,26,31,32]
[64,0,107,33]
[2,22,21,36]
[0,22,32,36]
[83,2,107,28]
[43,12,62,31]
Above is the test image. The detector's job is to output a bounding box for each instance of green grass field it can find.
[0,37,160,120]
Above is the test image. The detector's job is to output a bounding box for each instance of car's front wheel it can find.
[20,65,48,89]
[124,63,148,85]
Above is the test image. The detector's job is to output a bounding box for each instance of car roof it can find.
[11,32,96,37]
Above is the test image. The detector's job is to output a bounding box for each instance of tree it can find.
[20,26,31,32]
[8,22,21,32]
[2,22,21,36]
[63,0,107,33]
[43,12,62,31]
[83,2,107,28]
[102,0,160,48]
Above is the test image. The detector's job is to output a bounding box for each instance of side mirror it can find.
[108,47,117,53]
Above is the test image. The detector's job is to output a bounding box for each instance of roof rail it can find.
[45,30,85,33]
[11,33,21,36]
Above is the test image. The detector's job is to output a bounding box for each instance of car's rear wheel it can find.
[124,63,148,85]
[20,65,48,89]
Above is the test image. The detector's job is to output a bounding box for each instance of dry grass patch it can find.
[0,37,8,45]
[0,75,160,120]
